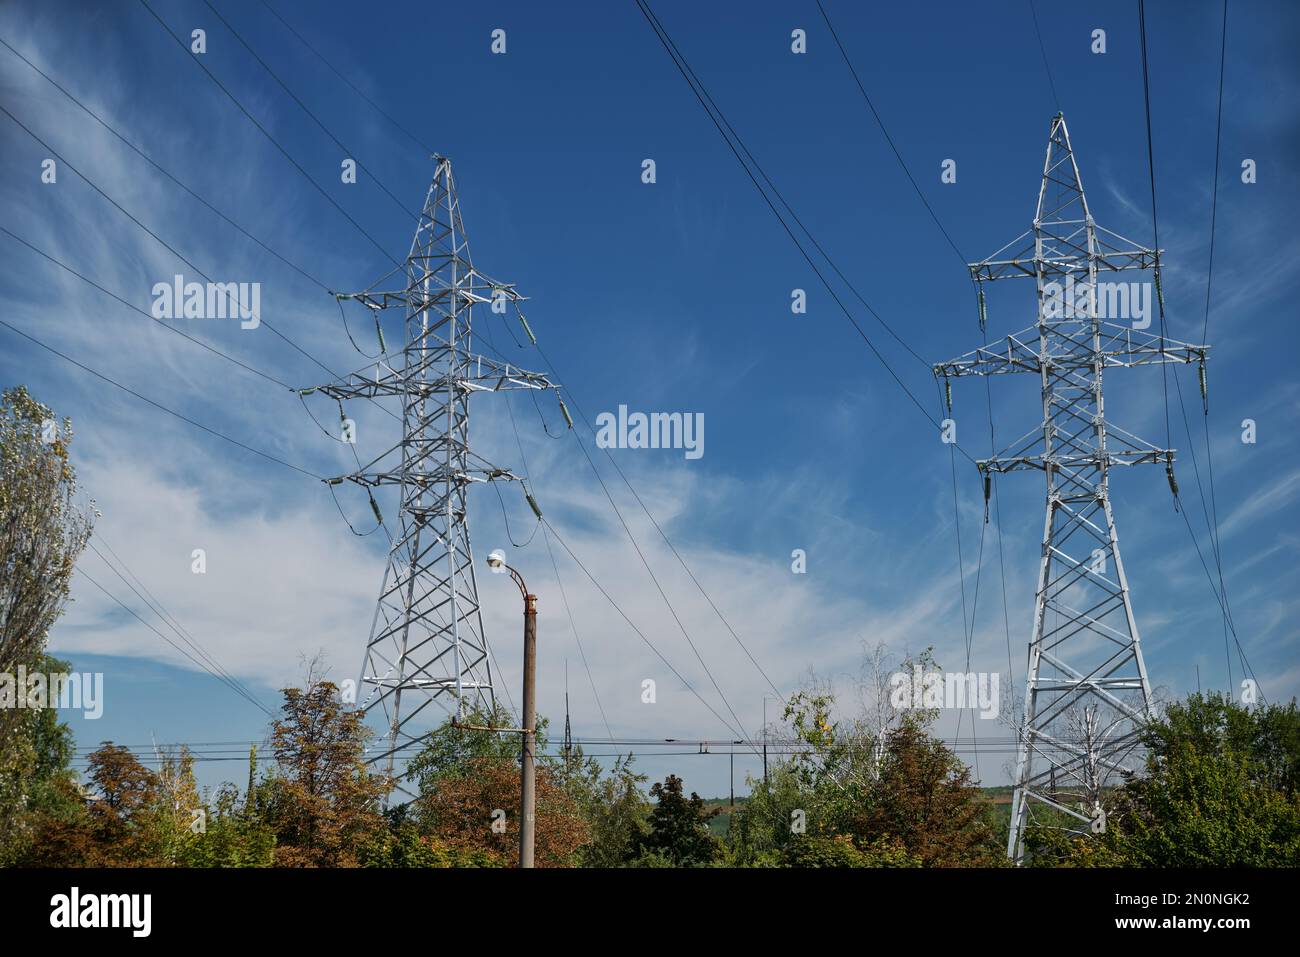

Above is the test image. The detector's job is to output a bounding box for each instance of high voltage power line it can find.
[190,0,759,748]
[814,0,967,266]
[0,35,333,294]
[136,0,395,264]
[65,734,1066,768]
[1012,1,1257,700]
[810,0,1029,780]
[197,0,422,226]
[0,224,292,392]
[128,0,784,755]
[0,101,392,415]
[1028,0,1062,115]
[0,27,768,750]
[76,564,275,720]
[1134,0,1260,701]
[255,0,437,157]
[2,292,757,751]
[633,0,1005,780]
[2,0,1269,785]
[70,734,1040,752]
[633,0,968,449]
[0,68,749,763]
[633,0,1266,815]
[1202,0,1234,689]
[0,317,321,480]
[195,0,765,751]
[87,537,275,718]
[1,22,412,533]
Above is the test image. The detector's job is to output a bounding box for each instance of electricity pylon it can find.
[933,114,1209,863]
[301,156,563,774]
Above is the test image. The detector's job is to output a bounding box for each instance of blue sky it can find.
[1,0,1296,798]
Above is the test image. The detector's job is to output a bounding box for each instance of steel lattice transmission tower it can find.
[934,114,1209,863]
[301,156,562,773]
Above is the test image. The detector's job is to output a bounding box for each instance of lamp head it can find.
[486,549,506,570]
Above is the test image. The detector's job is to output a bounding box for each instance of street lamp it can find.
[486,549,538,869]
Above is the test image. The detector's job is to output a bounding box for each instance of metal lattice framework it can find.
[934,114,1209,863]
[302,157,560,773]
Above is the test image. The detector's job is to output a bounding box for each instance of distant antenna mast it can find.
[563,659,573,763]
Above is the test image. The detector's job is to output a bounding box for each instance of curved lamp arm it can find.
[499,562,528,601]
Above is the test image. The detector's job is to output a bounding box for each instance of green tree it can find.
[407,708,592,867]
[357,817,501,868]
[779,834,921,868]
[179,782,276,868]
[405,703,531,792]
[263,672,392,867]
[1046,693,1300,867]
[0,385,95,671]
[86,742,168,864]
[729,653,1002,867]
[0,386,95,864]
[633,774,721,867]
[727,762,808,865]
[851,721,1003,866]
[0,653,80,865]
[149,747,211,866]
[556,750,650,867]
[1145,692,1300,796]
[12,775,99,866]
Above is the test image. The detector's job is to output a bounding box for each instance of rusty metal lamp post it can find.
[486,549,537,868]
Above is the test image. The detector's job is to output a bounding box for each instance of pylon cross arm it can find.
[934,326,1041,378]
[306,352,557,400]
[968,248,1159,280]
[979,449,1173,474]
[936,329,1207,381]
[1096,324,1208,368]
